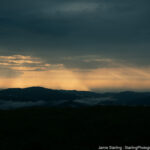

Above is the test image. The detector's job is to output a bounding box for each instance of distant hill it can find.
[0,87,150,109]
[0,87,101,102]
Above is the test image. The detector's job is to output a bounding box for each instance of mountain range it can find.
[0,87,150,109]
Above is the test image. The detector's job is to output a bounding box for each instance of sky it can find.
[0,0,150,92]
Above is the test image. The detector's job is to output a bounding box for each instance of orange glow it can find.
[1,55,150,91]
[1,66,150,91]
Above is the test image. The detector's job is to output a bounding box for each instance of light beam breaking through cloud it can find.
[0,54,150,92]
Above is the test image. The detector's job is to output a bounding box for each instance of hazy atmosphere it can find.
[0,0,150,91]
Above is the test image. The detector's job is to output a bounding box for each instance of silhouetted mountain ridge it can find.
[0,87,150,109]
[0,87,101,102]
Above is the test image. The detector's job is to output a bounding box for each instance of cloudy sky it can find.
[0,0,150,91]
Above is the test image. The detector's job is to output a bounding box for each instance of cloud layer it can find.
[0,0,150,64]
[0,55,63,72]
[0,1,150,91]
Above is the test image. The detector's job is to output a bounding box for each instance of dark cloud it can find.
[0,0,150,67]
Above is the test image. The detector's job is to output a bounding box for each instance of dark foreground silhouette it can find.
[0,106,150,150]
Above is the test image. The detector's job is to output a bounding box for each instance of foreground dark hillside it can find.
[0,106,150,150]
